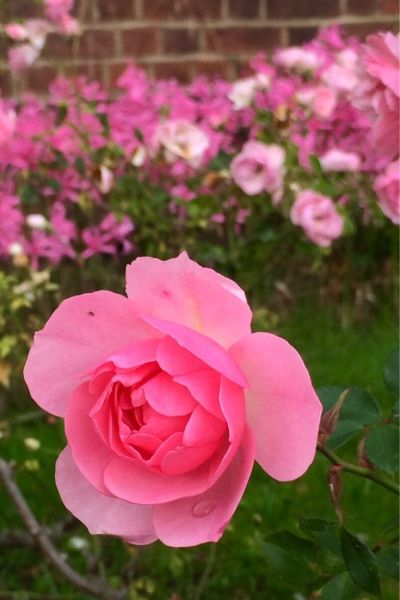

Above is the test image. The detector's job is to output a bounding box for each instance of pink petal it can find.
[65,383,114,494]
[156,336,206,375]
[152,427,255,547]
[126,253,252,348]
[24,291,155,417]
[161,441,219,475]
[143,372,196,416]
[56,447,157,544]
[230,332,322,481]
[183,405,226,446]
[142,316,247,388]
[103,448,226,505]
[174,370,224,420]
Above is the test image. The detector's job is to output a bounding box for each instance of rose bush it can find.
[24,253,322,547]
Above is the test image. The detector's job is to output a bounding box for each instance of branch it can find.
[317,443,399,495]
[0,459,127,600]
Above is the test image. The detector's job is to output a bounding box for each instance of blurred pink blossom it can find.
[290,190,344,247]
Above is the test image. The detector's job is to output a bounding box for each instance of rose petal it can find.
[161,441,219,475]
[56,447,157,544]
[126,253,252,348]
[66,382,114,494]
[174,369,224,420]
[142,316,247,388]
[24,291,155,417]
[104,448,226,505]
[143,372,197,416]
[156,336,206,375]
[230,332,322,481]
[183,405,226,446]
[152,426,255,547]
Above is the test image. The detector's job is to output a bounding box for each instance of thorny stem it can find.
[317,443,399,496]
[0,458,127,600]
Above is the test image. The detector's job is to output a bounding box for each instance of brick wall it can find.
[1,0,398,93]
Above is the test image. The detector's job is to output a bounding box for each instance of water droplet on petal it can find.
[191,500,216,518]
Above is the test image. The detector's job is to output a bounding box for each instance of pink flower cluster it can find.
[0,27,398,268]
[5,0,79,72]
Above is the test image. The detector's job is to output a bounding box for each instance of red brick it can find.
[152,61,194,82]
[1,0,41,20]
[42,34,74,61]
[268,0,340,18]
[78,30,116,60]
[192,59,231,78]
[377,0,399,13]
[228,0,260,19]
[122,29,159,56]
[26,66,57,93]
[143,0,221,20]
[206,27,282,53]
[95,0,134,20]
[346,0,377,14]
[162,29,199,54]
[108,62,130,87]
[289,27,319,45]
[342,22,398,38]
[0,70,13,97]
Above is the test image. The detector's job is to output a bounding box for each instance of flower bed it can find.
[1,27,398,272]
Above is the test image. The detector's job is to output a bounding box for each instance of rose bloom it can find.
[157,120,210,166]
[374,159,400,224]
[320,149,361,172]
[275,46,321,72]
[8,44,39,71]
[24,254,321,547]
[290,190,344,247]
[296,86,337,119]
[231,141,285,203]
[364,32,400,97]
[228,74,270,110]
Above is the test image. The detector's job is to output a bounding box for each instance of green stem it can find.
[317,443,399,496]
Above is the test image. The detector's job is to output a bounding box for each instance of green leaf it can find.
[328,420,364,450]
[318,386,345,411]
[365,424,399,476]
[340,388,381,425]
[299,518,341,557]
[384,348,399,397]
[320,572,360,600]
[340,528,381,597]
[20,184,40,205]
[318,387,381,449]
[310,154,323,177]
[262,531,318,585]
[376,546,399,580]
[74,157,86,177]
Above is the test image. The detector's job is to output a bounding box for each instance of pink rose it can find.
[156,120,210,166]
[374,160,400,224]
[290,190,344,247]
[5,24,29,41]
[364,32,400,97]
[8,44,39,72]
[24,254,321,547]
[275,47,321,72]
[296,86,337,119]
[320,149,361,172]
[231,141,285,202]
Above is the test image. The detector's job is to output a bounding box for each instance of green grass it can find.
[0,300,398,600]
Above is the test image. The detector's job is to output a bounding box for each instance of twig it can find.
[0,515,76,548]
[194,543,217,600]
[317,443,399,495]
[0,458,127,600]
